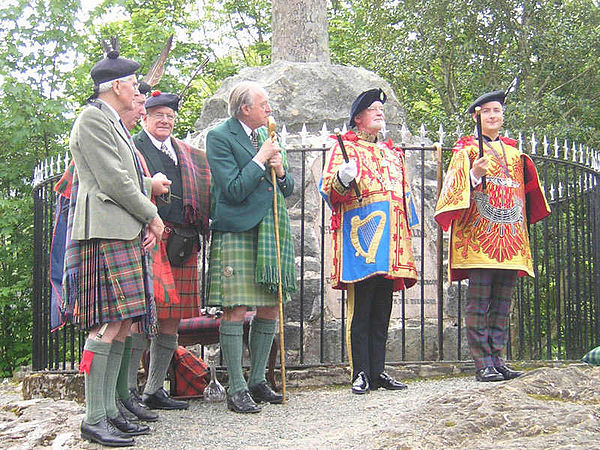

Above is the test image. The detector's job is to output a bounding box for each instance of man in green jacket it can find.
[206,81,296,413]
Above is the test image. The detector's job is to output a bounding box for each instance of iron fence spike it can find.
[518,132,523,153]
[543,135,549,156]
[280,124,288,147]
[564,139,569,160]
[554,137,560,158]
[572,142,577,162]
[401,123,410,143]
[300,123,308,146]
[437,124,446,144]
[530,132,537,155]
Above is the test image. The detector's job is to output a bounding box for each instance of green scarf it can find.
[254,126,297,297]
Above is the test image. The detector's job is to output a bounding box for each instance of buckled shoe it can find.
[496,365,524,380]
[475,366,505,382]
[351,371,370,394]
[372,372,408,390]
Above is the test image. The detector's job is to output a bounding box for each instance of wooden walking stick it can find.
[267,116,286,404]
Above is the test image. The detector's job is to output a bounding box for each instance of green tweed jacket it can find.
[69,102,156,241]
[206,117,294,232]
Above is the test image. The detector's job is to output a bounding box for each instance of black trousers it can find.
[350,276,394,380]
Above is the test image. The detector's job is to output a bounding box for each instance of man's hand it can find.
[143,215,164,251]
[338,160,358,187]
[472,156,489,179]
[268,152,285,178]
[255,137,281,165]
[151,172,171,196]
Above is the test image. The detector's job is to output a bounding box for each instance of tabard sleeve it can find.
[522,154,551,224]
[434,147,472,231]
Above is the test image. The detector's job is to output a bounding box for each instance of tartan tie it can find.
[250,130,259,150]
[160,142,177,165]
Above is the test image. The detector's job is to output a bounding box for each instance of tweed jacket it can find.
[69,102,156,241]
[206,117,294,232]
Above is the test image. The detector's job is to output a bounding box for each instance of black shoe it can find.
[496,365,524,380]
[475,366,505,382]
[351,371,370,394]
[142,387,189,410]
[108,413,151,436]
[122,391,159,422]
[372,372,408,390]
[80,418,134,447]
[226,389,261,413]
[249,381,284,404]
[117,399,139,422]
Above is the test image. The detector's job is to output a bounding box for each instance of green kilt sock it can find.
[83,338,111,425]
[220,320,246,395]
[248,317,277,387]
[104,340,124,419]
[115,336,131,401]
[128,332,148,392]
[143,333,178,395]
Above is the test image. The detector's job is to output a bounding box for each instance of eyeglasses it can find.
[148,112,176,121]
[367,106,385,113]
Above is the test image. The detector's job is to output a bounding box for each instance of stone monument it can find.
[193,0,466,365]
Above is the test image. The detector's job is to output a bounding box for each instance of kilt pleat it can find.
[155,234,202,320]
[68,238,147,330]
[207,228,278,308]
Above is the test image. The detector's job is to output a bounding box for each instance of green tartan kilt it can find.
[207,228,283,308]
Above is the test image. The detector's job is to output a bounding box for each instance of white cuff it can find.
[252,157,266,171]
[470,169,482,187]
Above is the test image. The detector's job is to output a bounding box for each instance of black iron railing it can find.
[31,134,600,372]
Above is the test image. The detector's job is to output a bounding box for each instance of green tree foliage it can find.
[329,0,600,146]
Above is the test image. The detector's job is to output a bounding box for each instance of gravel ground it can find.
[134,377,482,449]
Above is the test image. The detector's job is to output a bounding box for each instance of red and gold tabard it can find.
[434,135,551,281]
[319,130,418,292]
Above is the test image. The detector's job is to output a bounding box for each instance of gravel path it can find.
[134,377,482,449]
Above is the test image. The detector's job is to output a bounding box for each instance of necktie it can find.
[250,130,259,150]
[160,142,177,165]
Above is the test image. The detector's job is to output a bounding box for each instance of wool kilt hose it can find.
[207,228,281,308]
[67,237,147,330]
[155,233,202,320]
[466,268,518,369]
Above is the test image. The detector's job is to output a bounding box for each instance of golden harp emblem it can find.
[350,211,386,264]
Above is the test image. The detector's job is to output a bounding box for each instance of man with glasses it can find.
[66,48,164,446]
[320,88,418,395]
[435,90,550,382]
[133,91,211,410]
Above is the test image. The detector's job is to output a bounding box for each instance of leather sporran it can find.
[166,227,199,267]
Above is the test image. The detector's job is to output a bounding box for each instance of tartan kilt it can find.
[68,238,147,330]
[155,234,201,320]
[207,228,280,308]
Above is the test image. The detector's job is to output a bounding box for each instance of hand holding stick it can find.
[334,128,362,202]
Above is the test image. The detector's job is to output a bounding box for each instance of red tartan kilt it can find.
[155,235,201,320]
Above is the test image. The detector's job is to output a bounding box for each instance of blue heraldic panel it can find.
[341,200,390,282]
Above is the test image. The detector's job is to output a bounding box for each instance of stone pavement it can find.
[2,364,600,449]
